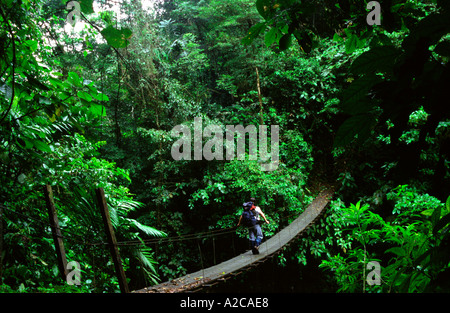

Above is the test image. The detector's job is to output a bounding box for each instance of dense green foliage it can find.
[1,0,449,293]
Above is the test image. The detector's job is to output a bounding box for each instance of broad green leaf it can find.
[68,71,83,88]
[101,26,133,49]
[264,27,279,47]
[32,139,52,153]
[242,22,266,45]
[49,77,64,89]
[341,74,382,112]
[333,33,343,43]
[24,74,50,91]
[256,0,271,20]
[279,33,292,50]
[403,12,450,50]
[88,104,106,117]
[341,98,374,115]
[23,40,38,52]
[421,208,434,216]
[431,206,441,228]
[57,91,72,102]
[446,196,450,214]
[92,92,109,102]
[77,91,93,102]
[350,46,400,75]
[345,34,360,54]
[434,212,450,235]
[127,218,167,237]
[385,246,407,257]
[24,138,34,149]
[333,114,377,148]
[78,0,94,14]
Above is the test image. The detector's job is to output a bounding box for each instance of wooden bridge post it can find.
[95,188,129,293]
[43,184,68,282]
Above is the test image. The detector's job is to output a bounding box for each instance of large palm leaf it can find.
[64,186,166,285]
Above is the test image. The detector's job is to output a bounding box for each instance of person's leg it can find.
[248,228,259,254]
[255,224,263,248]
[248,227,256,251]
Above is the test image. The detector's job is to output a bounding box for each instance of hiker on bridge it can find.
[250,197,270,226]
[250,197,270,253]
[237,198,270,255]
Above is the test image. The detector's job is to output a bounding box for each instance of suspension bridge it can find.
[133,187,334,293]
[1,185,333,293]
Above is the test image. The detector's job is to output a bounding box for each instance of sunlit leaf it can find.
[78,0,94,14]
[101,25,133,49]
[77,91,93,102]
[32,139,52,152]
[68,71,83,88]
[88,104,106,117]
[242,22,266,45]
[264,27,279,47]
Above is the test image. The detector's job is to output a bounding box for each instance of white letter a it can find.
[367,1,381,26]
[171,124,191,160]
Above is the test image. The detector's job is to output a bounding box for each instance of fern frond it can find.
[127,218,167,237]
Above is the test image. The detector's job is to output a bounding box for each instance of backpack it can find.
[241,202,257,227]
